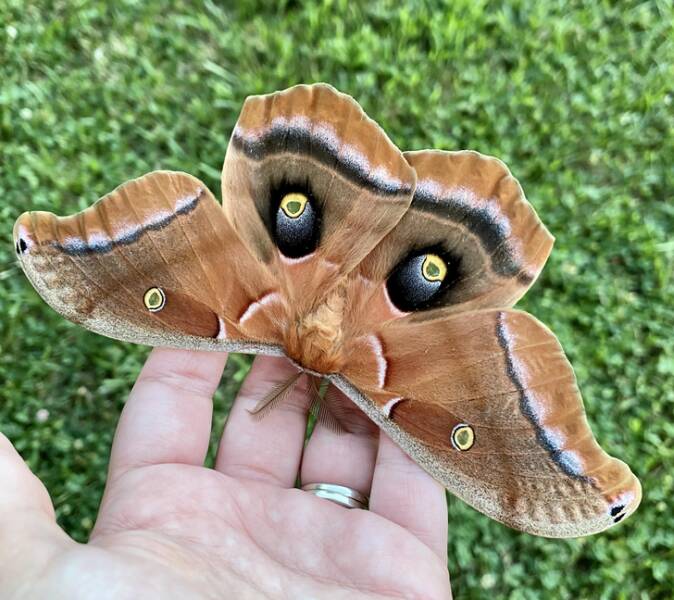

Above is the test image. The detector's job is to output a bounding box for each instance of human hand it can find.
[0,349,451,599]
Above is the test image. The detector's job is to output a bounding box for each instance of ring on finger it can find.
[301,482,369,510]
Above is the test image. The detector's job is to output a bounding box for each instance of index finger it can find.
[369,432,448,560]
[107,347,227,482]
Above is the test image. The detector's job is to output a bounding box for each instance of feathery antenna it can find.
[247,371,303,419]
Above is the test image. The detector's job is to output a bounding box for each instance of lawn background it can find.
[1,1,672,598]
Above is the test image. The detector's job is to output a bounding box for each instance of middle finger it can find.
[215,355,311,487]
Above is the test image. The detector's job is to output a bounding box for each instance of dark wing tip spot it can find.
[16,238,27,254]
[613,513,626,523]
[610,504,625,517]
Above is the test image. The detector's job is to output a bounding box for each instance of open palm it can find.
[0,350,451,599]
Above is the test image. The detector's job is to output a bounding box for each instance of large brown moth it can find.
[13,83,641,537]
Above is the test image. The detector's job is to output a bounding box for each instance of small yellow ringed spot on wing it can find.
[143,287,166,312]
[280,193,308,218]
[422,254,447,282]
[451,423,475,451]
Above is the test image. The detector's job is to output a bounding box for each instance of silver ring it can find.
[301,483,369,510]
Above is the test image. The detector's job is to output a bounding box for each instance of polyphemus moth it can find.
[13,83,641,537]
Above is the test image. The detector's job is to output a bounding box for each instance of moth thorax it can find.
[285,288,347,374]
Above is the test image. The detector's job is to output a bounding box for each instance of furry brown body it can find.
[285,283,349,375]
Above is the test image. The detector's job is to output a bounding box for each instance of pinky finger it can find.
[369,432,448,560]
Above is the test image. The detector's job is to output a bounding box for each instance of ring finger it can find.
[300,385,378,502]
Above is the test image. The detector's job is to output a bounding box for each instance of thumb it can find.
[0,432,55,518]
[0,433,75,595]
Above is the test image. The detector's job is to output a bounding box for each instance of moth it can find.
[13,83,641,537]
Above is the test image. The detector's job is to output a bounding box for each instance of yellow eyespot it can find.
[422,254,447,282]
[280,193,308,218]
[451,424,475,451]
[143,287,166,312]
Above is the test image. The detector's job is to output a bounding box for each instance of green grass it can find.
[1,1,672,597]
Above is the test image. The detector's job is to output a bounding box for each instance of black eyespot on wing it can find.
[387,255,440,310]
[16,238,27,254]
[610,504,625,517]
[386,246,461,312]
[614,513,625,523]
[271,183,320,259]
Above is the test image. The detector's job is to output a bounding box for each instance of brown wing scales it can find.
[14,171,284,351]
[14,84,640,538]
[338,308,641,537]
